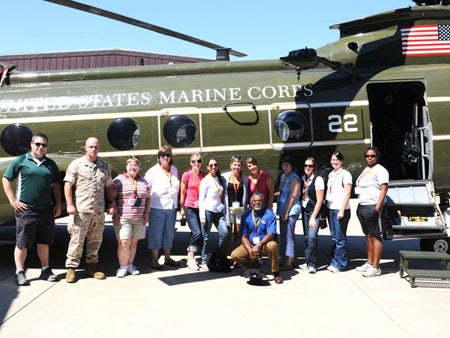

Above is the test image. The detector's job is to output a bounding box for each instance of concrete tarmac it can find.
[1,201,449,338]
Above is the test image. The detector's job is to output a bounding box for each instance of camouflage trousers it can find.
[65,212,105,268]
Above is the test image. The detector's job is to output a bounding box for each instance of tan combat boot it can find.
[65,268,76,283]
[86,263,105,279]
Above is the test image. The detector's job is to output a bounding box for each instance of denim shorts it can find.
[147,207,177,249]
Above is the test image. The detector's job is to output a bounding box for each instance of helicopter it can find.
[0,0,449,252]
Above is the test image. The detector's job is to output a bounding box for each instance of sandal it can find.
[151,260,163,270]
[164,258,180,267]
[274,275,284,284]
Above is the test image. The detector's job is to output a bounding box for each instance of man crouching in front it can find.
[231,192,283,284]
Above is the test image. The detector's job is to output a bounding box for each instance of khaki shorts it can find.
[114,218,146,240]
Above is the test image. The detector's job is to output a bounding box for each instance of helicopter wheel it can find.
[420,237,450,253]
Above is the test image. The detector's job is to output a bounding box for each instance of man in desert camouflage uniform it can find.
[64,137,115,283]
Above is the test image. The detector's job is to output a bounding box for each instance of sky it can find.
[4,0,413,61]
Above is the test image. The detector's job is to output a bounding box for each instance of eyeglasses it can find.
[209,163,218,168]
[34,142,48,148]
[191,159,202,164]
[231,155,242,161]
[160,152,172,158]
[304,164,314,168]
[365,154,377,158]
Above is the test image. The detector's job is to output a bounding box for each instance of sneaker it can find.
[39,267,59,282]
[308,266,317,274]
[327,265,340,273]
[356,262,373,272]
[299,263,308,270]
[199,262,209,270]
[362,267,382,277]
[187,260,200,271]
[15,270,29,286]
[151,260,163,270]
[127,264,140,275]
[116,266,128,278]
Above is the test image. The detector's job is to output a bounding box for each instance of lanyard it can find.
[209,173,223,201]
[162,166,172,187]
[356,167,371,187]
[301,175,312,201]
[327,168,343,194]
[190,170,201,195]
[251,210,262,237]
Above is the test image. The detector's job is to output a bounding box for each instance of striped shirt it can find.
[112,173,150,219]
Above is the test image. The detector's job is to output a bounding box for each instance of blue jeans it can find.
[201,210,228,263]
[279,214,299,258]
[328,209,351,270]
[301,210,320,268]
[185,206,202,253]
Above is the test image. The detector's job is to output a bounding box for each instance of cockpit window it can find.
[163,115,197,147]
[107,118,141,150]
[1,124,33,156]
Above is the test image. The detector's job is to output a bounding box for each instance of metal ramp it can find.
[379,179,447,240]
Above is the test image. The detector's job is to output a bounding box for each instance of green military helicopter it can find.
[0,0,449,252]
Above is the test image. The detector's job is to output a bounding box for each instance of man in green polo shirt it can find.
[2,133,62,286]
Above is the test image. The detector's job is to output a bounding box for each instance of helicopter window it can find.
[163,115,197,148]
[1,124,33,156]
[274,110,307,142]
[107,118,141,150]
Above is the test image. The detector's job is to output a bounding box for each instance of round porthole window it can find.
[163,115,197,147]
[1,124,33,156]
[274,110,307,142]
[107,118,141,150]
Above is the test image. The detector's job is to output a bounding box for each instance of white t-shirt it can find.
[326,168,353,210]
[356,164,389,205]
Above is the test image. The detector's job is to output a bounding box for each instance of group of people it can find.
[2,132,389,286]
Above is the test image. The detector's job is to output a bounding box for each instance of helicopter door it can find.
[367,82,446,246]
[367,81,432,180]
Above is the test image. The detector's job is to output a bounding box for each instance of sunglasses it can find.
[304,164,314,168]
[365,154,377,158]
[34,142,48,148]
[191,159,202,164]
[159,152,172,158]
[209,163,218,168]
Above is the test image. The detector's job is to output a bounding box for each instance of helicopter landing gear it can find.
[420,237,450,253]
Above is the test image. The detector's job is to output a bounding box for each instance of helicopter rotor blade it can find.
[44,0,247,58]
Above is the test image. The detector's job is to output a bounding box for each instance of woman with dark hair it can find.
[246,157,275,210]
[275,156,301,270]
[144,146,180,270]
[180,153,206,271]
[325,151,353,272]
[299,157,325,273]
[355,146,389,277]
[199,158,229,269]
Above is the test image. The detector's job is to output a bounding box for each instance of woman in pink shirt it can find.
[180,153,206,271]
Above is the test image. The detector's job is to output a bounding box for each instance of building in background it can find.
[0,49,211,72]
